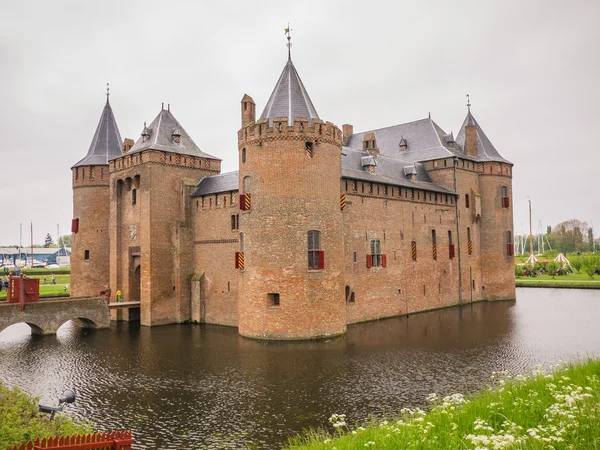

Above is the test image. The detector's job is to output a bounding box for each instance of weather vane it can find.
[466,93,471,112]
[285,23,292,58]
[106,83,110,101]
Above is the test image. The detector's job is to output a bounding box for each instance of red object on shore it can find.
[7,430,134,450]
[7,275,40,310]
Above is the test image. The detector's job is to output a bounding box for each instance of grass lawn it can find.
[516,272,600,288]
[0,275,71,300]
[287,359,600,449]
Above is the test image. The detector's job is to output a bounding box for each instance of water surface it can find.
[1,288,598,449]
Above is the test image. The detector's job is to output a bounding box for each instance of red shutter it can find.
[366,254,372,268]
[504,197,510,208]
[381,254,387,267]
[318,250,325,269]
[239,194,246,211]
[507,244,514,256]
[449,244,455,259]
[71,218,79,233]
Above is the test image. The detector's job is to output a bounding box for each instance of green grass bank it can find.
[516,273,600,289]
[287,359,600,449]
[0,274,71,300]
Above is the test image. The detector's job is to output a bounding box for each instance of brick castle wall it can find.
[71,165,111,298]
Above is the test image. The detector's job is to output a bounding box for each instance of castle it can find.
[71,48,515,340]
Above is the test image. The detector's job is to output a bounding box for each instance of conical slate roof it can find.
[259,57,319,126]
[123,107,219,160]
[455,111,511,163]
[73,98,123,168]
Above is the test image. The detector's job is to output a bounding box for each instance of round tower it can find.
[71,94,123,297]
[237,56,346,340]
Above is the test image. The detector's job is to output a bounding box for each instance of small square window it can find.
[84,250,90,261]
[267,293,280,307]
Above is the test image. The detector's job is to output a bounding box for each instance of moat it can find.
[1,288,599,449]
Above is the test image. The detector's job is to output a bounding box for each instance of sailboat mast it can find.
[528,198,534,256]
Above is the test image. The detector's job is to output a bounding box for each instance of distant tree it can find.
[551,219,589,253]
[571,257,583,273]
[546,225,552,235]
[546,261,558,279]
[57,235,72,248]
[43,233,53,248]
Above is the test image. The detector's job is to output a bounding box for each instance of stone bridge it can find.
[0,297,110,335]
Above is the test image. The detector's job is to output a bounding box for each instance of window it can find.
[242,148,246,163]
[432,230,437,261]
[448,231,455,259]
[367,239,386,267]
[240,176,251,211]
[308,231,324,269]
[501,186,510,208]
[132,189,137,205]
[231,214,239,230]
[305,141,313,158]
[84,250,90,261]
[465,194,470,208]
[350,292,355,303]
[267,293,280,307]
[506,231,514,256]
[243,176,251,193]
[345,285,351,302]
[467,227,472,255]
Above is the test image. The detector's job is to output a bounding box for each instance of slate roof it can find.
[455,111,511,163]
[192,171,239,197]
[259,57,319,126]
[73,99,123,168]
[121,108,219,160]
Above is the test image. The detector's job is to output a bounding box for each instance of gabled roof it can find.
[345,118,468,164]
[455,111,511,163]
[73,99,123,168]
[192,171,239,197]
[122,108,219,160]
[259,57,319,126]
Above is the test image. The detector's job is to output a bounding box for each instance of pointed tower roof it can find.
[259,56,319,126]
[455,111,511,163]
[73,97,123,168]
[123,107,219,160]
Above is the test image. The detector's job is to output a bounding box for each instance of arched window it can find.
[243,176,251,194]
[308,231,323,269]
[345,285,351,302]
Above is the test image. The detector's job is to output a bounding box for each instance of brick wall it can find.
[71,165,111,297]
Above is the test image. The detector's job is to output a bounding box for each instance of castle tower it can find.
[71,93,122,297]
[237,52,346,340]
[109,105,221,326]
[456,109,515,300]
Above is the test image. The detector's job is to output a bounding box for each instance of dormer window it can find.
[399,136,408,151]
[141,122,150,143]
[172,125,182,144]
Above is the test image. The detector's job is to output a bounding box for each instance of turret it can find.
[241,94,255,127]
[237,53,346,340]
[71,92,122,297]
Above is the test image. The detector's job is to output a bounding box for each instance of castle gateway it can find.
[71,49,515,340]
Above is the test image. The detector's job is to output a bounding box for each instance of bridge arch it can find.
[57,317,99,332]
[0,321,46,336]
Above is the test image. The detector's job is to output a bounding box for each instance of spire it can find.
[259,53,319,126]
[106,82,110,104]
[285,24,292,59]
[72,92,123,168]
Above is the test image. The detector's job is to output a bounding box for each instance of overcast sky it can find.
[1,0,599,246]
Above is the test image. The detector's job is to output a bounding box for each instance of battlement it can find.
[238,117,342,148]
[72,164,110,188]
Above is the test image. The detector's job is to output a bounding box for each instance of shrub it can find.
[571,257,583,273]
[545,261,558,279]
[514,265,524,277]
[0,382,90,449]
[582,257,599,279]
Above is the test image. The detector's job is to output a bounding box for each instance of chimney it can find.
[122,138,135,154]
[363,132,379,158]
[465,124,478,157]
[241,94,256,127]
[342,124,353,146]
